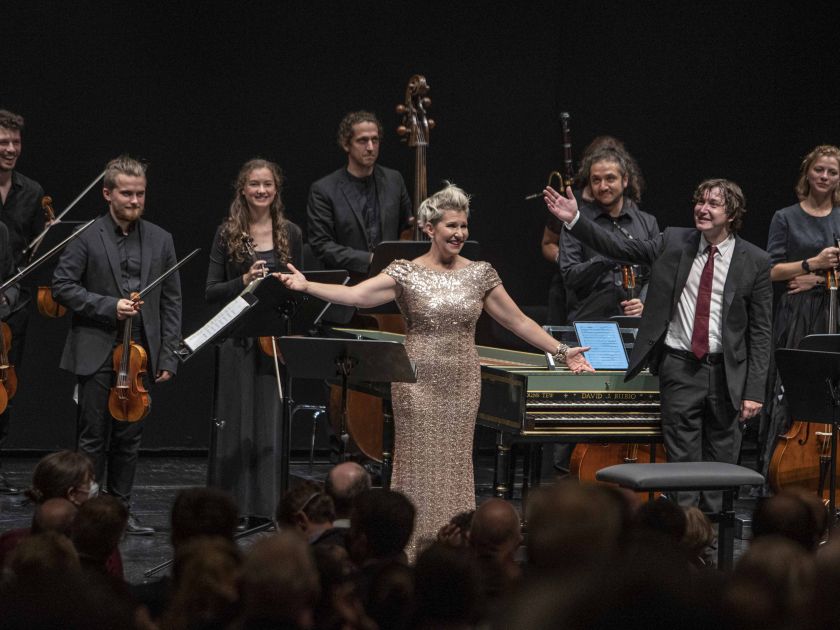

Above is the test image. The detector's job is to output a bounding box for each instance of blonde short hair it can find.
[417,183,470,228]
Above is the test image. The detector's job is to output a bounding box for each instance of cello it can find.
[0,320,16,415]
[769,252,840,501]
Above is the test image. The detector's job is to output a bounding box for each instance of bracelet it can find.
[552,342,569,363]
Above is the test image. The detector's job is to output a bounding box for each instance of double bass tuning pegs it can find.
[397,125,408,137]
[396,104,407,115]
[427,119,436,130]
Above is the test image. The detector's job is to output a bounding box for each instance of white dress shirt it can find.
[664,234,735,354]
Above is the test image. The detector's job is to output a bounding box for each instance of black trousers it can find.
[77,355,149,506]
[659,350,742,513]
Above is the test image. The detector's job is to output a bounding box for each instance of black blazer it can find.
[205,221,303,306]
[306,165,412,275]
[569,215,773,408]
[0,222,19,318]
[52,214,182,377]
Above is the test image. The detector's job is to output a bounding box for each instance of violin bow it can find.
[135,248,201,300]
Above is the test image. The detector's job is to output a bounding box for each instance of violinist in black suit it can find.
[545,179,772,511]
[53,155,182,534]
[306,111,412,275]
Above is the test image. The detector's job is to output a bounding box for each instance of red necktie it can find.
[691,245,717,359]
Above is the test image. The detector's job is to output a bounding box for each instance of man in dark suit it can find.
[306,110,412,276]
[53,155,182,534]
[0,109,45,493]
[545,179,772,511]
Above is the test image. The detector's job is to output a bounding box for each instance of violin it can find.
[0,320,17,415]
[240,234,281,358]
[396,74,435,240]
[108,292,150,422]
[36,196,67,318]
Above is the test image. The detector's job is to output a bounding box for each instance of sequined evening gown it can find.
[382,259,502,557]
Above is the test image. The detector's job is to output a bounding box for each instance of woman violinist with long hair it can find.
[205,159,302,525]
[760,145,840,491]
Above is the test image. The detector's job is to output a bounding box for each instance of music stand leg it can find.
[831,410,839,532]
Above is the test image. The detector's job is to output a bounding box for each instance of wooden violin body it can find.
[36,196,67,317]
[0,322,17,414]
[108,295,150,422]
[37,286,66,318]
[570,442,667,497]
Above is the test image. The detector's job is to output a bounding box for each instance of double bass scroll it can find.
[396,74,435,240]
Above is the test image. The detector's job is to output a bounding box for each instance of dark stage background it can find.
[3,1,839,450]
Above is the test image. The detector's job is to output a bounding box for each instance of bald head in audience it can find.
[470,499,522,560]
[325,462,371,522]
[32,498,78,536]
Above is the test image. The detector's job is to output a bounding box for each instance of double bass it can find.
[769,249,840,501]
[327,75,437,461]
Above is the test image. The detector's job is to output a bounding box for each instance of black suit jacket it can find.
[306,165,412,275]
[52,214,182,377]
[569,215,773,408]
[0,222,19,318]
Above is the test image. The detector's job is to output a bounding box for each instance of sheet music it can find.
[183,296,252,352]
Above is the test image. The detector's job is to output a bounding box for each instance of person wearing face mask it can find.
[560,146,659,323]
[757,145,840,481]
[205,159,302,527]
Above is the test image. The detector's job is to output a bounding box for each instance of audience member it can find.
[752,490,820,552]
[681,506,716,568]
[71,494,128,576]
[723,535,816,630]
[366,561,415,630]
[525,481,629,573]
[325,462,371,527]
[347,489,415,607]
[161,536,242,630]
[469,498,522,605]
[437,509,474,548]
[276,480,345,547]
[237,530,320,629]
[25,450,96,506]
[32,497,78,535]
[131,486,239,621]
[413,543,482,630]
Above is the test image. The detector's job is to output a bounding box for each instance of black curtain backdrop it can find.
[4,0,839,449]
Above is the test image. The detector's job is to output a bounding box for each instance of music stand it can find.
[279,336,416,488]
[776,346,840,526]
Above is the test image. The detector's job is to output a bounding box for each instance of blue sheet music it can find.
[573,321,629,370]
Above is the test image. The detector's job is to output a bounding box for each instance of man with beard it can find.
[52,155,182,534]
[0,110,46,493]
[560,147,659,322]
[307,110,412,276]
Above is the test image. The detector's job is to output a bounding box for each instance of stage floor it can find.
[0,452,753,583]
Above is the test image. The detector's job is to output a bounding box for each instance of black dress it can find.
[757,203,840,476]
[205,222,303,518]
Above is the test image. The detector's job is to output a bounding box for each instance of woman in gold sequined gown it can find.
[279,184,593,557]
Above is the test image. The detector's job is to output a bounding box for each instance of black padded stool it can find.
[596,462,765,570]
